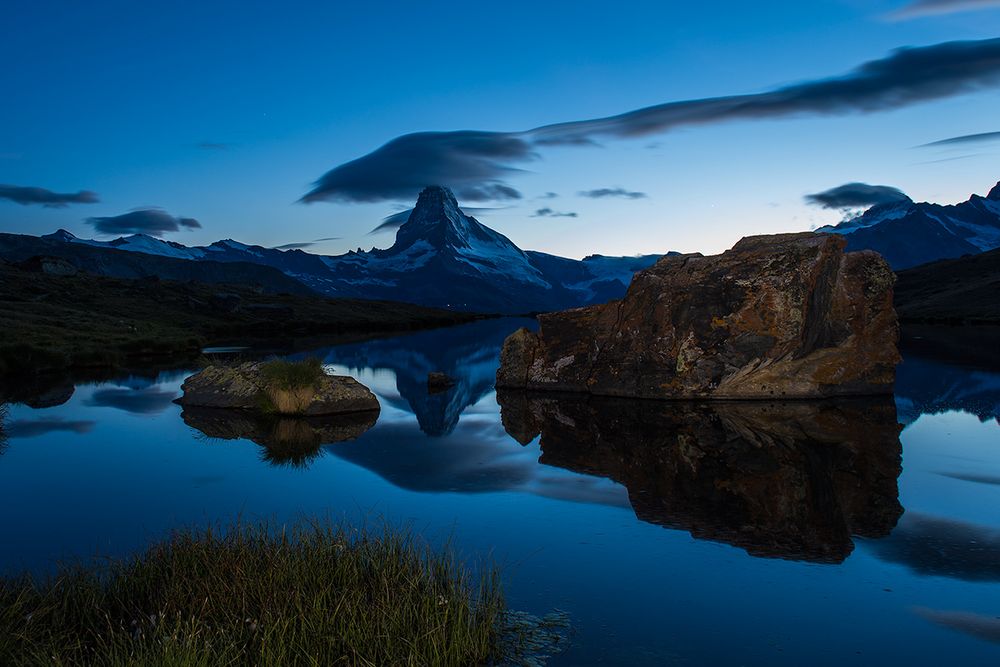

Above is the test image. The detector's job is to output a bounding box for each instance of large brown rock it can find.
[497,232,899,399]
[177,362,380,415]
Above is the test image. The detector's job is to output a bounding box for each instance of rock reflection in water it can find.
[497,391,903,563]
[181,408,378,467]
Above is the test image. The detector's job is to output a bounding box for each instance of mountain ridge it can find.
[31,186,669,314]
[817,180,1000,269]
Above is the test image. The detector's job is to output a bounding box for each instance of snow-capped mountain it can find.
[817,181,1000,269]
[40,186,667,313]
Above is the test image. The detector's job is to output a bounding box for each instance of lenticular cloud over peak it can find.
[302,38,1000,205]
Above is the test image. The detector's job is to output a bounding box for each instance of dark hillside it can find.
[0,260,480,374]
[894,248,1000,324]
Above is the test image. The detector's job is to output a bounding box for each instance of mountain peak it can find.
[390,185,478,253]
[43,229,77,242]
[988,181,1000,201]
[415,185,459,210]
[408,186,462,226]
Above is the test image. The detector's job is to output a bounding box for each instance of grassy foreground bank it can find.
[0,522,506,666]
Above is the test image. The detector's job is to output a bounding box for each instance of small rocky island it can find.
[497,232,900,399]
[178,360,380,415]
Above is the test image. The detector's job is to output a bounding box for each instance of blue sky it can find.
[2,0,999,257]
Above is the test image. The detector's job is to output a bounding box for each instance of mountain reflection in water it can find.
[299,318,533,436]
[497,391,904,563]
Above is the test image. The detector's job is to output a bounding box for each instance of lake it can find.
[2,318,999,666]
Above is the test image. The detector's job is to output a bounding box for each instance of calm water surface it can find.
[2,318,999,666]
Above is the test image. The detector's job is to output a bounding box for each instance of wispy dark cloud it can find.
[888,0,1000,20]
[196,141,232,151]
[85,208,201,236]
[915,153,984,164]
[938,471,1000,485]
[539,192,559,199]
[5,418,95,439]
[273,236,341,250]
[579,187,647,200]
[85,388,178,415]
[918,130,1000,147]
[532,207,578,218]
[867,513,1000,582]
[369,210,413,234]
[301,131,534,204]
[303,38,1000,205]
[914,608,1000,644]
[805,182,911,209]
[0,184,99,208]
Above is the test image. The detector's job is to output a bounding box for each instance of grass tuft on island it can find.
[0,521,507,666]
[257,357,327,415]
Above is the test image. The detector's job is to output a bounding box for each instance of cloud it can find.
[85,208,201,236]
[918,130,1000,147]
[888,0,1000,20]
[455,183,522,201]
[272,236,341,250]
[0,184,99,207]
[579,187,647,199]
[532,207,578,218]
[540,192,559,199]
[369,209,413,234]
[5,418,95,439]
[301,131,534,204]
[867,513,1000,582]
[196,141,232,151]
[302,38,1000,204]
[937,471,1000,485]
[530,38,1000,142]
[914,153,984,164]
[84,387,178,415]
[805,182,912,209]
[914,608,1000,644]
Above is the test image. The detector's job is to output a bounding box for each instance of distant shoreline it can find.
[0,259,487,378]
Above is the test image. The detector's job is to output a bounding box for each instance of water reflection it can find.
[5,417,96,439]
[914,608,1000,645]
[305,318,535,436]
[497,391,904,563]
[896,327,1000,425]
[1,320,999,664]
[868,513,1000,582]
[85,387,178,415]
[896,356,1000,426]
[0,366,191,410]
[181,407,378,467]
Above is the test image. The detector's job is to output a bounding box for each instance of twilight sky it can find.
[2,0,999,258]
